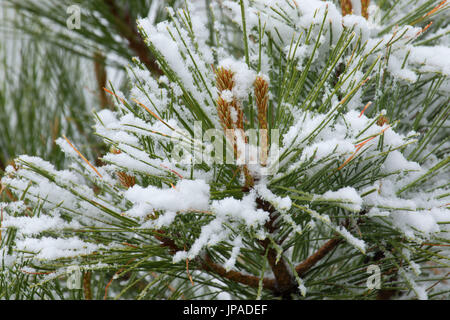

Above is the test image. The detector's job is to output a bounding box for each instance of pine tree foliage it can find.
[1,0,449,300]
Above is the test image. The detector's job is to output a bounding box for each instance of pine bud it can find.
[341,0,353,16]
[254,76,269,131]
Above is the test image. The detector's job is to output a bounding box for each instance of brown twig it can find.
[83,271,92,300]
[94,51,112,109]
[256,197,296,296]
[295,238,342,276]
[152,229,277,290]
[200,254,277,291]
[104,0,162,75]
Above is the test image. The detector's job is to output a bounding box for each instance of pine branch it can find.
[153,229,279,293]
[295,238,342,276]
[256,197,296,296]
[201,254,277,291]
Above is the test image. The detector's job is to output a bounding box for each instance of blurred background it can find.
[0,0,180,173]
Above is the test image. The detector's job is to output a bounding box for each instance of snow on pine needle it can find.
[1,0,449,300]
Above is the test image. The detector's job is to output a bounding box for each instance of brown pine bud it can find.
[217,96,234,131]
[215,68,245,132]
[215,67,235,92]
[361,0,370,19]
[341,0,353,16]
[254,76,269,131]
[232,100,245,132]
[117,172,136,189]
[254,76,269,167]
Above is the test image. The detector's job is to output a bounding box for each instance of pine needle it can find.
[425,0,447,17]
[132,98,175,131]
[103,87,127,105]
[62,135,103,178]
[359,101,373,117]
[338,145,363,171]
[160,164,184,179]
[186,258,194,286]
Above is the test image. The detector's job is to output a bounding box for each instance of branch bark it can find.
[255,197,296,296]
[153,230,277,291]
[295,238,342,276]
[201,254,277,291]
